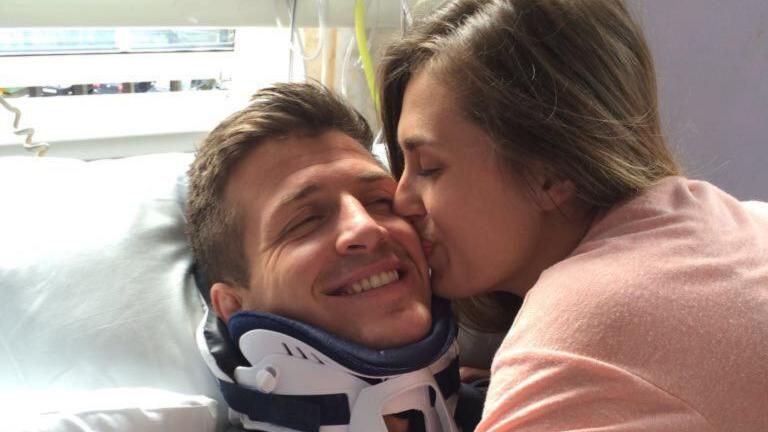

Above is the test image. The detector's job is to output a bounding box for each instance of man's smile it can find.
[330,269,402,296]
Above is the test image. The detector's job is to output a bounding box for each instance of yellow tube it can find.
[354,0,379,113]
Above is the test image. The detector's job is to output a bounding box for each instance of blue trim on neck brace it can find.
[228,297,456,377]
[219,380,350,432]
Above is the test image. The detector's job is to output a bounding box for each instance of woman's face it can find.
[394,70,547,299]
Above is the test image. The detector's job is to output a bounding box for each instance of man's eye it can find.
[286,215,322,233]
[366,198,393,212]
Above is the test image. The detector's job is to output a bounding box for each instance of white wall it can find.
[633,0,768,200]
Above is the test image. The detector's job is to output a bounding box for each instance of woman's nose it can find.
[394,173,426,223]
[335,195,387,254]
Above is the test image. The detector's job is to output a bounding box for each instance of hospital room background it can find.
[1,0,766,430]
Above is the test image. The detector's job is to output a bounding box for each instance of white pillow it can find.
[0,153,223,430]
[2,388,218,432]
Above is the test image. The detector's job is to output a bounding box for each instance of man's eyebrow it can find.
[276,171,392,210]
[357,171,393,183]
[277,183,321,209]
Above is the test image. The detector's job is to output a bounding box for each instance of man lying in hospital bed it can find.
[0,82,483,431]
[186,82,482,432]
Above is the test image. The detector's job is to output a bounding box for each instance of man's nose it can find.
[335,195,387,254]
[394,173,426,224]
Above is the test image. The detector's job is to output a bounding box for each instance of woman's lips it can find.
[421,240,433,257]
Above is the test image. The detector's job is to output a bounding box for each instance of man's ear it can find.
[210,282,243,323]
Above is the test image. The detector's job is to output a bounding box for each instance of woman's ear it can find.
[528,167,577,212]
[210,282,243,323]
[541,177,578,211]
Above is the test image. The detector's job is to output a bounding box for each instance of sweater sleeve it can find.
[476,348,715,432]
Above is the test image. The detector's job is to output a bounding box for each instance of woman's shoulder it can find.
[545,177,768,295]
[503,177,768,410]
[582,176,765,245]
[531,175,766,308]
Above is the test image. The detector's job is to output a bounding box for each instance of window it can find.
[0,0,412,158]
[0,28,235,55]
[1,28,235,98]
[0,27,291,158]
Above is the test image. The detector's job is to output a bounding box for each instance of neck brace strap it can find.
[196,297,460,432]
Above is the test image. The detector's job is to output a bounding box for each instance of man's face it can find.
[222,130,432,349]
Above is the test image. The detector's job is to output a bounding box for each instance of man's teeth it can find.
[348,270,399,295]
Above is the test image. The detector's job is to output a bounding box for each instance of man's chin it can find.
[356,308,433,350]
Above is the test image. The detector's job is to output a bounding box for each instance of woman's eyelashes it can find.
[407,154,442,178]
[417,167,441,177]
[416,160,442,177]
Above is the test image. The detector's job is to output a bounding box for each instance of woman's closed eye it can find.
[417,167,442,177]
[413,155,442,178]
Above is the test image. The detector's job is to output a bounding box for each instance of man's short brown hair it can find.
[187,82,373,289]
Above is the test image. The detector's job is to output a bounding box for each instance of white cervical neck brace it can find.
[197,298,461,432]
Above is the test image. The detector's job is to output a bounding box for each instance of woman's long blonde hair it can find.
[379,0,681,332]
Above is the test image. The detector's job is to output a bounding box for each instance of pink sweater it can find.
[477,177,768,431]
